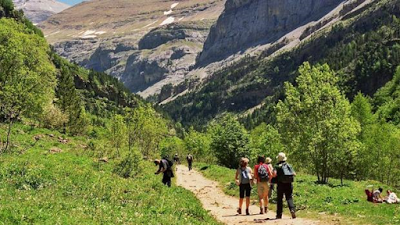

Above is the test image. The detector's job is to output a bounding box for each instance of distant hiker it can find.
[384,190,399,204]
[154,157,174,187]
[173,153,180,165]
[373,188,384,203]
[186,154,193,171]
[272,152,296,219]
[254,156,272,214]
[235,157,253,216]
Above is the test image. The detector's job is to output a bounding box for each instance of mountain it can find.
[13,0,70,24]
[40,0,225,97]
[162,0,400,128]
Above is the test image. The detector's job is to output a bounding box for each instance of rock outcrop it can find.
[40,0,225,97]
[13,0,69,24]
[196,0,344,66]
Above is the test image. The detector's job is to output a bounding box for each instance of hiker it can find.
[173,153,180,165]
[384,190,399,204]
[154,157,174,187]
[272,152,296,219]
[265,157,274,200]
[235,157,253,215]
[254,156,273,214]
[186,153,193,171]
[373,188,384,203]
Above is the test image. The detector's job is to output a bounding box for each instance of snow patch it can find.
[164,10,173,15]
[178,17,184,22]
[144,20,158,28]
[95,31,107,35]
[170,3,179,9]
[160,17,175,26]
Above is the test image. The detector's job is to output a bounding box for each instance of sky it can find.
[59,0,84,6]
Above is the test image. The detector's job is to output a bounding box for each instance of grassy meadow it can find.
[194,163,400,225]
[0,124,221,225]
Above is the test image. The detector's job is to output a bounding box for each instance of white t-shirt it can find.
[387,192,399,204]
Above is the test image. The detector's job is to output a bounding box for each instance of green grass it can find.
[0,124,221,224]
[194,163,400,225]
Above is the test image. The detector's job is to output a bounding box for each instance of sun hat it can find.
[276,152,287,162]
[265,157,272,163]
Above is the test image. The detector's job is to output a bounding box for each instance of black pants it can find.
[239,183,252,198]
[276,183,295,217]
[188,161,192,171]
[162,173,171,187]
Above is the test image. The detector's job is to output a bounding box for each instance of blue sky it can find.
[59,0,84,5]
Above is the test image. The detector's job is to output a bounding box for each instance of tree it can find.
[210,114,251,169]
[249,123,284,163]
[0,19,56,151]
[125,105,168,158]
[276,62,361,183]
[184,126,213,162]
[110,114,127,157]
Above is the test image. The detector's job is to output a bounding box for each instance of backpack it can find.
[187,155,193,162]
[240,167,251,184]
[280,163,294,183]
[257,164,269,182]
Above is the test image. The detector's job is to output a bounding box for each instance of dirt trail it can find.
[176,165,322,225]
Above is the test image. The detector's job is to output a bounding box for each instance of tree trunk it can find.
[4,118,13,152]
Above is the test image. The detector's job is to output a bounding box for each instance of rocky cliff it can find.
[13,0,69,24]
[196,0,344,66]
[40,0,225,97]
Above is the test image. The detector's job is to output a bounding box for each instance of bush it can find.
[113,149,143,178]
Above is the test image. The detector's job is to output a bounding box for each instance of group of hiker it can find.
[153,153,193,187]
[235,152,296,219]
[365,187,400,204]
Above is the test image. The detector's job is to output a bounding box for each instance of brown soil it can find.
[176,165,324,225]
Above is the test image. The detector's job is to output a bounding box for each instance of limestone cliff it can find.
[197,0,344,66]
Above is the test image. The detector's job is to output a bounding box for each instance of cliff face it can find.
[41,0,225,97]
[197,0,344,66]
[13,0,69,24]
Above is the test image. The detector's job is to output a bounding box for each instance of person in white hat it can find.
[272,152,296,219]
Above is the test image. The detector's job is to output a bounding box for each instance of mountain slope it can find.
[162,0,400,128]
[13,0,70,24]
[40,0,225,97]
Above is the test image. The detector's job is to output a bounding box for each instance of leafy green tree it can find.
[210,114,251,169]
[125,105,168,157]
[110,114,127,157]
[276,62,361,183]
[159,136,185,159]
[0,19,56,151]
[249,123,284,163]
[184,126,213,162]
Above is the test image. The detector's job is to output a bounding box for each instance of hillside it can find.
[40,0,225,97]
[162,0,400,128]
[13,0,70,24]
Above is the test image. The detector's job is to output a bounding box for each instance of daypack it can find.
[257,164,270,182]
[280,162,294,183]
[240,168,251,184]
[187,155,193,162]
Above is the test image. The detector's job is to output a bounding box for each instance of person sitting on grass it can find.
[235,157,253,216]
[254,156,273,214]
[373,188,384,203]
[384,190,399,204]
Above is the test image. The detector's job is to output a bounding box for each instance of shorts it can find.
[239,183,252,198]
[257,182,270,198]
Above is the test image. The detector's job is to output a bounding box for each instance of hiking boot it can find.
[237,208,242,214]
[259,207,264,214]
[246,209,250,215]
[276,215,282,219]
[291,210,296,219]
[264,207,268,213]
